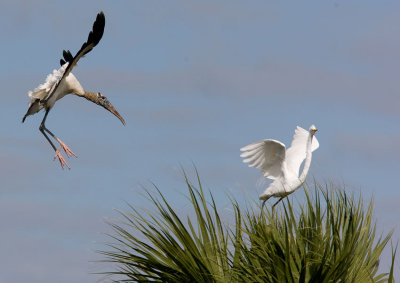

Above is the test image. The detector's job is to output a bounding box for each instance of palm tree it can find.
[99,172,396,282]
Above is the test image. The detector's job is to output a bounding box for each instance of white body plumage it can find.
[240,125,319,203]
[25,63,85,118]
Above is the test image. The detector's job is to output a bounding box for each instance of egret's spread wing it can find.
[285,126,319,176]
[46,11,105,103]
[240,139,286,180]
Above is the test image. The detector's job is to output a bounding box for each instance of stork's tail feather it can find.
[22,98,42,123]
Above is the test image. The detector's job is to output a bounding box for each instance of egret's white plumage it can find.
[22,12,125,169]
[240,125,319,208]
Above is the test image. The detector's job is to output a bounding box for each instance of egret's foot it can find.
[54,149,70,169]
[56,138,77,158]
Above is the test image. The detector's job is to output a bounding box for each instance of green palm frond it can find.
[99,174,396,282]
[99,171,235,282]
[237,184,394,282]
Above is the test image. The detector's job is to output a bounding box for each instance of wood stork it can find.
[22,12,126,169]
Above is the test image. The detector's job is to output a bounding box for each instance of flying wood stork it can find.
[22,12,125,169]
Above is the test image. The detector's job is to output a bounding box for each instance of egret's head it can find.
[309,124,318,135]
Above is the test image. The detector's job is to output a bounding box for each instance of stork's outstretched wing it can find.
[240,139,286,180]
[60,50,73,66]
[46,11,105,103]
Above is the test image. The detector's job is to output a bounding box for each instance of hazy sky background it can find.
[1,1,399,282]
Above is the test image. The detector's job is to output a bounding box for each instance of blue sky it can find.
[1,1,399,282]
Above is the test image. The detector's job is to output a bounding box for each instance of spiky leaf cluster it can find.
[99,174,396,282]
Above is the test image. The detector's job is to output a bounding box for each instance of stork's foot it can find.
[54,149,70,169]
[55,138,77,158]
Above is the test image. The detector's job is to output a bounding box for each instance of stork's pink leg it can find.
[55,138,77,158]
[54,149,70,169]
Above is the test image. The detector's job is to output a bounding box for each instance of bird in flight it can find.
[22,12,126,169]
[240,125,319,209]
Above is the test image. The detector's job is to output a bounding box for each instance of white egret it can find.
[240,125,319,209]
[22,12,125,169]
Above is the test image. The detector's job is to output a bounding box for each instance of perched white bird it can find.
[22,12,125,169]
[240,125,319,209]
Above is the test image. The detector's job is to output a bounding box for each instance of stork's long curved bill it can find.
[99,97,126,126]
[84,91,126,126]
[83,91,126,125]
[107,105,126,126]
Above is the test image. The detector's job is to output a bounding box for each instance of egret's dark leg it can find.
[261,199,268,210]
[271,197,285,210]
[39,109,74,169]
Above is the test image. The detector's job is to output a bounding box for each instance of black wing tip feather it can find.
[64,50,73,61]
[58,12,105,67]
[76,11,106,58]
[59,50,73,66]
[87,12,105,47]
[97,11,105,23]
[92,11,105,45]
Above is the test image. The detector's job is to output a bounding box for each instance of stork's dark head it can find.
[96,92,126,126]
[83,91,126,125]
